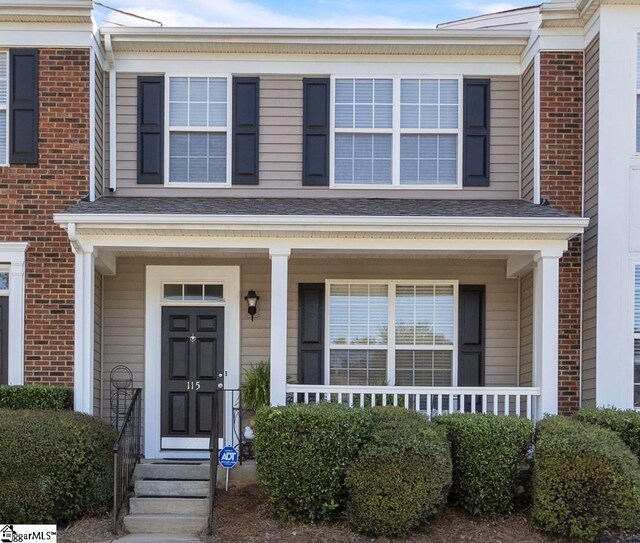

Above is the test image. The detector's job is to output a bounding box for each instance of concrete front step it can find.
[134,479,209,498]
[135,462,209,481]
[130,497,209,516]
[123,514,207,535]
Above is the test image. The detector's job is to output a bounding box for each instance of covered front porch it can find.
[53,197,587,457]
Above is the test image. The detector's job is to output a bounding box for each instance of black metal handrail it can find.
[113,387,142,534]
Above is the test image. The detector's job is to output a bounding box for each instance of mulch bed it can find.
[58,512,114,543]
[203,485,572,543]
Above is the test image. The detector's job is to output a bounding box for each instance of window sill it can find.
[329,183,463,190]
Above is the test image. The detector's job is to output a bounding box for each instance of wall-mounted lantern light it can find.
[245,290,259,321]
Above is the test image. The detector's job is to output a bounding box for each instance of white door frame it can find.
[144,265,241,459]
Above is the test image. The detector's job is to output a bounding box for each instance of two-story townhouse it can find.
[0,0,96,389]
[49,5,597,460]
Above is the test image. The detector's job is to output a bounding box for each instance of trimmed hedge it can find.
[0,385,73,410]
[345,407,452,536]
[435,413,534,516]
[574,407,640,458]
[533,416,640,540]
[254,403,374,521]
[0,409,116,523]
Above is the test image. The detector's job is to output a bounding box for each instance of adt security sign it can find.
[218,446,239,469]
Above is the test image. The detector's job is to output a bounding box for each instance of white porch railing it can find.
[286,385,541,420]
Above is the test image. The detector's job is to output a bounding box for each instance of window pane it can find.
[400,78,458,130]
[170,76,227,129]
[0,272,8,290]
[204,284,223,301]
[163,284,182,301]
[395,350,453,387]
[330,349,387,385]
[400,134,457,185]
[170,132,226,184]
[335,134,391,185]
[396,284,454,346]
[335,78,392,130]
[0,113,5,165]
[330,283,388,346]
[184,284,203,301]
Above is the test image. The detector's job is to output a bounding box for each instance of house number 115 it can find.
[187,381,201,390]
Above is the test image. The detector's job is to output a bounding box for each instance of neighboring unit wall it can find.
[519,271,533,386]
[520,61,535,202]
[107,74,520,199]
[539,51,584,414]
[94,271,103,416]
[95,58,105,199]
[0,48,90,385]
[582,35,599,406]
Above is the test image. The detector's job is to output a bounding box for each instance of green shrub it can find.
[0,385,73,410]
[574,407,640,458]
[435,413,533,515]
[241,362,270,412]
[0,409,116,523]
[533,416,640,540]
[254,403,374,521]
[345,407,452,536]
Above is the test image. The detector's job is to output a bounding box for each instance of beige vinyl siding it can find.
[582,35,599,406]
[108,75,520,198]
[94,271,103,417]
[519,271,533,386]
[95,59,105,198]
[101,256,519,421]
[520,61,535,202]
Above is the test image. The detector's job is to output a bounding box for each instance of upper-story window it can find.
[168,76,229,184]
[0,52,7,165]
[333,77,461,187]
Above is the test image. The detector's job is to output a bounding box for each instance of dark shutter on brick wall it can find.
[9,49,38,165]
[302,78,330,186]
[458,285,485,387]
[462,79,490,187]
[298,283,325,384]
[232,77,259,185]
[137,75,164,185]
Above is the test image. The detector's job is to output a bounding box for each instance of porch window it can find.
[168,76,228,184]
[395,284,455,386]
[635,267,640,406]
[0,268,8,294]
[0,52,7,165]
[327,281,457,386]
[333,77,461,186]
[163,283,223,302]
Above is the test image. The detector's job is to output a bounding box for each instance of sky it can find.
[94,0,537,28]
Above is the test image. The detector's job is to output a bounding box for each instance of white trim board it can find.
[0,242,28,385]
[144,265,241,459]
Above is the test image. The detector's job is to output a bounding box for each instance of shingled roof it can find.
[61,197,576,219]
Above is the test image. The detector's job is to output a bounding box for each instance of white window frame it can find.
[324,279,459,386]
[329,75,463,190]
[161,281,224,304]
[164,74,232,188]
[0,242,28,385]
[0,50,8,167]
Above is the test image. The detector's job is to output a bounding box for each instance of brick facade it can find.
[0,48,90,385]
[539,51,584,414]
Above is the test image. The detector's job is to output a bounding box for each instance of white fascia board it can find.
[0,24,93,48]
[53,212,589,237]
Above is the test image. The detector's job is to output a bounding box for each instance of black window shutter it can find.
[137,75,164,184]
[302,78,329,186]
[9,49,38,165]
[298,284,325,385]
[232,77,259,185]
[463,79,490,187]
[458,285,485,389]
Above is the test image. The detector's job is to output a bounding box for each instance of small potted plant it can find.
[240,361,270,449]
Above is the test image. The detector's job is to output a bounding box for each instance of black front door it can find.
[161,306,224,442]
[0,297,7,385]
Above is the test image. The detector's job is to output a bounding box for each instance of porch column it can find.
[269,247,290,406]
[72,242,95,414]
[532,252,561,418]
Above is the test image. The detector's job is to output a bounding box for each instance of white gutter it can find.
[53,212,589,238]
[104,33,117,193]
